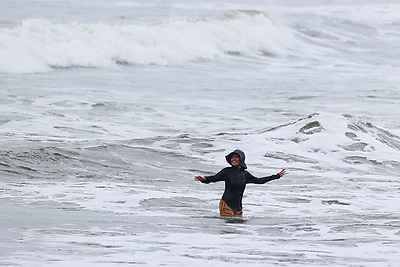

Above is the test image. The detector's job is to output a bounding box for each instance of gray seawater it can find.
[1,0,400,266]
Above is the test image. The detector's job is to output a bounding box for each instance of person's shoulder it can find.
[218,166,235,173]
[212,166,231,175]
[243,169,253,176]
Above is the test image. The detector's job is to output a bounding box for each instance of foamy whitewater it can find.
[1,0,399,266]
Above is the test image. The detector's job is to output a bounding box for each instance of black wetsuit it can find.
[201,166,280,212]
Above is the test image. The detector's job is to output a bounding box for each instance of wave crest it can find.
[259,113,400,173]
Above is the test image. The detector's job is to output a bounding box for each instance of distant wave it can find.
[0,11,297,73]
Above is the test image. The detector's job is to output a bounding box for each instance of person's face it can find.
[231,154,241,167]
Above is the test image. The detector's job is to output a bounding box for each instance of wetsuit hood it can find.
[225,149,247,169]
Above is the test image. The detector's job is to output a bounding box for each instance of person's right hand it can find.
[194,176,206,181]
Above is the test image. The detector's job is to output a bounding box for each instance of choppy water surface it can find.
[1,0,400,266]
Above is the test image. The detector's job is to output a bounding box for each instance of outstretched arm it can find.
[194,168,227,184]
[246,168,286,184]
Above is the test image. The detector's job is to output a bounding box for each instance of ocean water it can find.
[1,0,400,266]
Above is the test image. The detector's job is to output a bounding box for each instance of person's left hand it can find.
[194,176,206,181]
[278,169,286,177]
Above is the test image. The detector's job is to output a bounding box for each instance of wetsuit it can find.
[201,166,280,212]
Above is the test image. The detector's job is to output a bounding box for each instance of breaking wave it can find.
[256,113,400,175]
[0,11,297,73]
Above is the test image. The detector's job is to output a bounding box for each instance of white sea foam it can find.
[1,1,400,266]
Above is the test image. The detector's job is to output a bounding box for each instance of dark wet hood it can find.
[225,149,247,169]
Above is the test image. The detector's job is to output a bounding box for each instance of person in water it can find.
[195,149,286,217]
